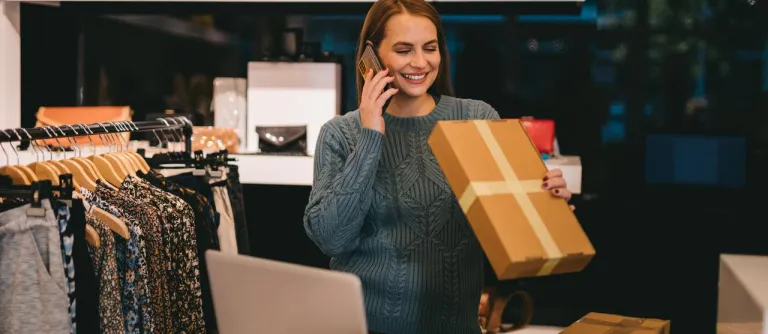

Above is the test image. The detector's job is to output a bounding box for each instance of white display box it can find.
[246,62,341,156]
[717,254,768,334]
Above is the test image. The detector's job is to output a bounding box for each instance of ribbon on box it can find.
[577,316,668,334]
[457,120,563,276]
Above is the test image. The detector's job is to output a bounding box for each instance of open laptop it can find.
[205,250,368,334]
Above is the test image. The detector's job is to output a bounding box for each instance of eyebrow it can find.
[392,39,438,47]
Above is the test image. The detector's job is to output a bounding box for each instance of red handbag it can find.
[520,117,555,155]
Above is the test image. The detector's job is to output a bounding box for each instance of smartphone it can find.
[358,43,392,92]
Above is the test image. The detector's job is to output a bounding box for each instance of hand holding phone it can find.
[358,43,399,134]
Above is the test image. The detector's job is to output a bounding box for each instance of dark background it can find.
[19,0,768,332]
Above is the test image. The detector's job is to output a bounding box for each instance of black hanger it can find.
[0,178,53,217]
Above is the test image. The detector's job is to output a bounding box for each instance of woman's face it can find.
[377,13,441,99]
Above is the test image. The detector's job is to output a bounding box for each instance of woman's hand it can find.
[360,69,398,134]
[542,168,575,211]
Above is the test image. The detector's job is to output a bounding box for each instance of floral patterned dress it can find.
[81,187,155,333]
[86,213,126,333]
[120,175,205,333]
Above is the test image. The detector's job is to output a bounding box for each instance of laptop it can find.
[205,250,368,334]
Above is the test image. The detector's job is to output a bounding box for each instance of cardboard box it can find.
[717,254,768,334]
[561,312,670,334]
[428,119,594,280]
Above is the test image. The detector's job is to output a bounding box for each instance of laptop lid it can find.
[205,250,368,334]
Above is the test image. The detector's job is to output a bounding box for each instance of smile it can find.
[400,72,428,81]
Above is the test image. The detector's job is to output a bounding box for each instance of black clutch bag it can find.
[255,125,308,156]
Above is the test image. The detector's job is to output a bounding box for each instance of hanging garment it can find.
[165,171,220,239]
[86,213,126,333]
[94,180,171,333]
[210,175,238,254]
[139,170,220,333]
[0,200,72,334]
[52,200,76,333]
[70,199,101,334]
[120,175,205,333]
[226,165,250,255]
[81,187,155,333]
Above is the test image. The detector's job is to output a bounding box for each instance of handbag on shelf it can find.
[520,117,555,155]
[255,125,308,156]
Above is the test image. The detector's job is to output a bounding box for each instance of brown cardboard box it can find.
[428,119,594,280]
[562,312,670,334]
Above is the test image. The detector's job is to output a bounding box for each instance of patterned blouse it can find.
[94,180,173,333]
[86,213,126,333]
[81,187,154,333]
[120,175,205,333]
[139,170,221,333]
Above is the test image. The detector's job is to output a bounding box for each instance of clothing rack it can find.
[0,117,194,154]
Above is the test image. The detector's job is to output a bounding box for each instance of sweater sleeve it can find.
[303,121,383,256]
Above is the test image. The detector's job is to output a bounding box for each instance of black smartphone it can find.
[358,43,392,92]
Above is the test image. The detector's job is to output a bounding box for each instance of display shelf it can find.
[230,154,315,186]
[230,153,582,188]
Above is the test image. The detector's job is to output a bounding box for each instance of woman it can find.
[303,1,572,333]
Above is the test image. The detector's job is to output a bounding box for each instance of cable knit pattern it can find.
[304,95,500,334]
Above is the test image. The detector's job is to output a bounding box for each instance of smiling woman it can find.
[302,1,574,334]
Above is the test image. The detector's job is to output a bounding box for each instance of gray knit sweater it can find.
[304,95,501,334]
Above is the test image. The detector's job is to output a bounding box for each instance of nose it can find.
[409,50,427,68]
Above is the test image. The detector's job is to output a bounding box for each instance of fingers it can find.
[375,87,399,107]
[551,187,572,201]
[544,168,562,180]
[369,70,394,101]
[542,176,566,190]
[361,69,374,97]
[569,205,576,211]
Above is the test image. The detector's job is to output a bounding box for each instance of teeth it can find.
[402,73,426,80]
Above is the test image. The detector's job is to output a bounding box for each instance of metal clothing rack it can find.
[0,117,194,154]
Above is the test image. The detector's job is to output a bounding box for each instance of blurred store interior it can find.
[14,0,768,332]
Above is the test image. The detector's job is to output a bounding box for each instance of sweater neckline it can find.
[382,95,454,132]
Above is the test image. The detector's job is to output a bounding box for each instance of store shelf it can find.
[231,154,315,186]
[231,153,582,190]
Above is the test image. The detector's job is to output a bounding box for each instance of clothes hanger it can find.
[75,124,120,190]
[118,121,150,173]
[58,171,129,240]
[64,125,100,182]
[21,129,61,186]
[109,122,140,174]
[91,206,130,239]
[40,127,75,182]
[87,124,127,187]
[104,129,134,175]
[0,130,31,185]
[100,123,132,177]
[94,124,128,175]
[84,223,101,248]
[124,121,151,173]
[52,126,97,192]
[9,129,39,182]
